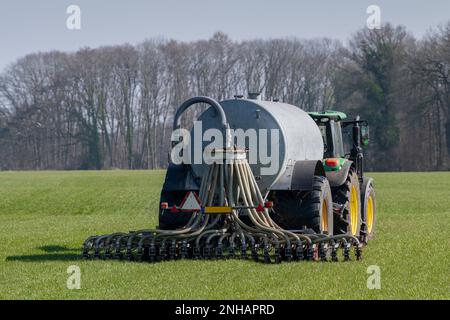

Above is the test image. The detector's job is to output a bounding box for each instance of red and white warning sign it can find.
[179,191,202,211]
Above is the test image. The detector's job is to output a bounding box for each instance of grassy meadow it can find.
[0,170,449,299]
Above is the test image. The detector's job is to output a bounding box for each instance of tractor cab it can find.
[308,111,347,159]
[308,111,370,180]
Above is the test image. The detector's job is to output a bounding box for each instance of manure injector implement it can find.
[83,95,376,263]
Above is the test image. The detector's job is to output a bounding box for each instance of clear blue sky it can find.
[0,0,449,71]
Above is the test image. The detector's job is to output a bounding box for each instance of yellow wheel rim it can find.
[367,195,374,233]
[349,186,359,235]
[321,199,328,233]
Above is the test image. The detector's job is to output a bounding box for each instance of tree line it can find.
[0,23,449,171]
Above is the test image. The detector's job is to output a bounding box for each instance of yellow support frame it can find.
[204,206,233,214]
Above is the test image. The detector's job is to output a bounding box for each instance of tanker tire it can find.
[271,176,333,235]
[331,168,361,236]
[299,176,334,235]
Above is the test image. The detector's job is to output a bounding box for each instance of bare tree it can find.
[1,27,449,171]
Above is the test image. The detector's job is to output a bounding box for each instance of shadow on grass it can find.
[38,245,79,253]
[6,253,81,262]
[5,244,81,262]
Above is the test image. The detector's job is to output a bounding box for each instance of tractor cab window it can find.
[316,122,332,158]
[330,121,345,158]
[316,120,345,158]
[318,125,329,156]
[341,124,353,157]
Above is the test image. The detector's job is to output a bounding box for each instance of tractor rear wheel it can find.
[361,182,376,243]
[332,168,361,236]
[272,176,333,235]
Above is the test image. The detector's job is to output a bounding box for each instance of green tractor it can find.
[308,111,376,243]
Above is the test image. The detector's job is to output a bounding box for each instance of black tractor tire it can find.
[331,168,361,236]
[272,176,334,235]
[360,182,376,243]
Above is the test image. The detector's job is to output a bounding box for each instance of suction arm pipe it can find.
[173,96,229,131]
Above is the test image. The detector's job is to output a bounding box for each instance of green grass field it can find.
[0,170,449,299]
